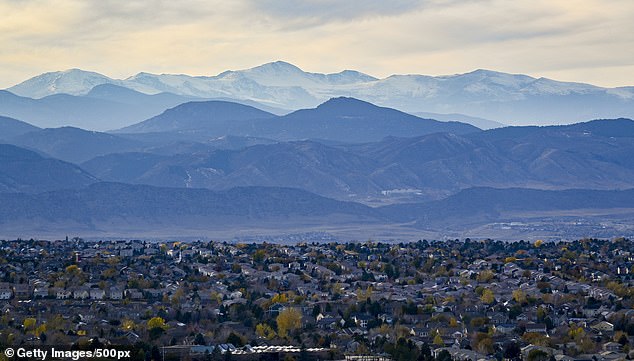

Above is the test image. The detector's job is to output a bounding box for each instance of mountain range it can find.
[117,97,478,142]
[2,66,634,239]
[1,98,478,163]
[80,117,634,203]
[3,98,634,204]
[5,61,634,129]
[0,144,97,193]
[0,181,632,239]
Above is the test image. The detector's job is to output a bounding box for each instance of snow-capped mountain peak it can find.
[5,62,634,125]
[8,69,115,98]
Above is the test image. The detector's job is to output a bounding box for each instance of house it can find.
[378,314,394,324]
[89,288,106,300]
[525,323,547,334]
[73,288,90,300]
[490,312,508,325]
[603,342,622,352]
[145,289,164,299]
[352,314,373,329]
[125,289,143,300]
[267,303,286,316]
[598,351,627,361]
[119,248,134,257]
[13,284,31,299]
[109,287,123,300]
[199,292,216,304]
[317,317,340,330]
[410,327,431,338]
[124,331,140,344]
[0,289,12,300]
[56,289,72,299]
[1,304,14,314]
[433,347,494,361]
[495,324,517,334]
[521,345,561,360]
[516,313,529,322]
[33,287,49,298]
[591,321,614,333]
[144,247,158,255]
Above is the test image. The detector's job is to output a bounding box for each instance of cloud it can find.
[0,0,633,88]
[243,0,426,28]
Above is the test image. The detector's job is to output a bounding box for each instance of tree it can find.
[615,331,629,345]
[195,333,206,345]
[436,350,452,361]
[473,333,493,354]
[512,289,527,304]
[151,346,161,361]
[449,317,458,327]
[271,293,288,304]
[568,326,585,341]
[65,265,81,274]
[277,308,302,338]
[523,333,550,347]
[23,318,37,333]
[147,317,167,330]
[35,324,46,337]
[419,343,432,361]
[147,317,167,340]
[477,270,495,282]
[527,350,548,361]
[433,334,444,346]
[253,250,266,264]
[480,289,495,304]
[356,286,373,302]
[256,323,276,340]
[121,319,135,331]
[226,332,244,347]
[503,341,521,360]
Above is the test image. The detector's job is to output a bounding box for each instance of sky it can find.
[1,0,633,89]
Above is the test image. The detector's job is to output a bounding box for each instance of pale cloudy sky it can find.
[1,0,633,88]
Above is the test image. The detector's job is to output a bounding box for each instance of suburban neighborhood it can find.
[0,238,633,361]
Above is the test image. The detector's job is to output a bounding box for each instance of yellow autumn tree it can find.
[255,323,277,340]
[276,308,302,338]
[271,293,289,304]
[147,317,167,330]
[23,318,37,332]
[512,289,527,304]
[480,289,495,304]
[449,317,458,327]
[35,324,47,337]
[121,319,136,331]
[568,326,585,341]
[433,334,444,346]
[477,270,495,282]
[356,286,373,302]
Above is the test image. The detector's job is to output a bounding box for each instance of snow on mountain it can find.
[222,60,377,88]
[607,87,634,100]
[8,69,117,98]
[520,77,602,95]
[6,62,634,125]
